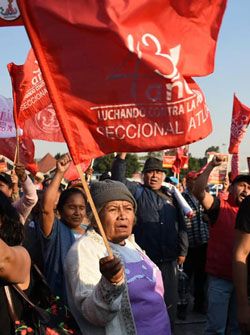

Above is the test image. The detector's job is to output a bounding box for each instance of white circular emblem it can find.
[0,0,20,21]
[35,104,61,134]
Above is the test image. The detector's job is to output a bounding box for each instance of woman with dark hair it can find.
[0,190,24,246]
[39,154,88,303]
[0,191,31,334]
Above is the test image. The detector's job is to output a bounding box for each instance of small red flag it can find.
[0,136,38,174]
[172,147,189,174]
[8,49,64,142]
[0,0,23,26]
[18,0,226,163]
[231,153,239,181]
[64,160,92,181]
[228,94,250,154]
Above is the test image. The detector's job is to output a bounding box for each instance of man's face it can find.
[231,181,250,206]
[0,181,12,197]
[143,170,164,190]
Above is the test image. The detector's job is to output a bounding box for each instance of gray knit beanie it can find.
[90,180,137,212]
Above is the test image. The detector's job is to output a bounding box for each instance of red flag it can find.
[0,0,23,26]
[231,153,239,181]
[0,136,38,174]
[172,147,189,174]
[228,94,250,154]
[18,1,226,163]
[64,160,91,181]
[8,50,64,142]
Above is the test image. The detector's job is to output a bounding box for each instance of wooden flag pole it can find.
[87,159,94,184]
[13,145,18,166]
[76,164,113,258]
[13,128,20,166]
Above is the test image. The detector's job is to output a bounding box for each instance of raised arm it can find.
[111,152,127,183]
[10,170,20,201]
[41,154,71,237]
[111,153,139,197]
[0,238,31,286]
[12,163,38,224]
[192,156,223,210]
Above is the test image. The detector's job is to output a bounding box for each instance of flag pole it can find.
[14,128,20,166]
[76,164,113,258]
[86,159,94,184]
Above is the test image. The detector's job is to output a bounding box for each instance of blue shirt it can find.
[39,218,75,303]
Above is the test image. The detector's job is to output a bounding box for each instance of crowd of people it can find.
[0,152,249,334]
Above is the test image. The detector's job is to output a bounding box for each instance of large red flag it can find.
[8,50,64,142]
[0,0,23,26]
[228,94,250,154]
[19,1,226,163]
[0,136,38,174]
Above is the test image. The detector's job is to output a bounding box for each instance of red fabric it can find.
[186,171,197,179]
[8,50,64,142]
[0,0,23,26]
[172,147,189,174]
[18,0,227,163]
[0,136,38,174]
[230,153,239,181]
[206,197,238,280]
[64,160,91,181]
[228,94,250,154]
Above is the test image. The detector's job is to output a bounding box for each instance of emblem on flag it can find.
[0,0,20,21]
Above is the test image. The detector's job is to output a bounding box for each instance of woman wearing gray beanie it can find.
[64,179,171,335]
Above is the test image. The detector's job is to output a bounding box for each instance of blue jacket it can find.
[111,156,188,264]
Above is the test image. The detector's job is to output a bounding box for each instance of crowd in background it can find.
[0,152,250,335]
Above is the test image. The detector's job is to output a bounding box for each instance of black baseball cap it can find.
[0,173,12,188]
[232,174,250,185]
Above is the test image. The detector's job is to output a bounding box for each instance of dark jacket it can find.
[111,156,188,264]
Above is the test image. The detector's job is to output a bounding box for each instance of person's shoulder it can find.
[205,196,220,224]
[40,217,66,240]
[209,196,220,209]
[67,230,106,258]
[126,235,143,251]
[241,195,250,208]
[65,230,107,274]
[235,196,250,232]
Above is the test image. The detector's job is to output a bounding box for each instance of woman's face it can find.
[99,200,135,245]
[60,193,86,229]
